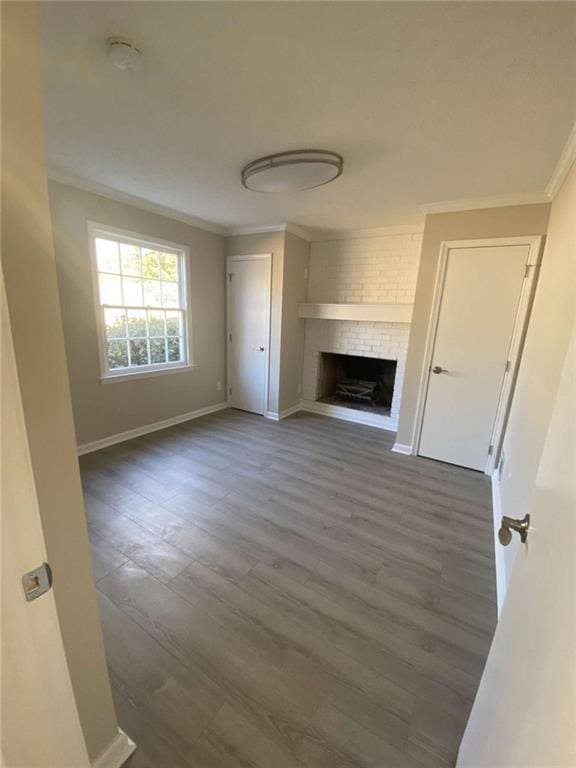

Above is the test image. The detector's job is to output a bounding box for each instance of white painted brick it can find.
[307,234,421,306]
[302,233,422,429]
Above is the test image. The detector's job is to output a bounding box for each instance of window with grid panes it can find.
[90,225,189,377]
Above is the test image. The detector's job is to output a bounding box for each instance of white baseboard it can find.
[300,399,397,432]
[391,442,412,455]
[265,403,303,421]
[77,402,228,455]
[92,729,136,768]
[279,403,303,419]
[491,471,507,617]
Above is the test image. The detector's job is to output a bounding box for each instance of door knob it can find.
[432,365,448,374]
[498,514,530,546]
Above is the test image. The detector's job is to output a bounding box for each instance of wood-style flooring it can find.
[81,409,497,768]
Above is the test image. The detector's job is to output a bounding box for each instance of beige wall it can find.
[279,232,310,413]
[498,164,575,588]
[1,3,118,760]
[49,181,227,446]
[226,231,285,414]
[2,270,91,767]
[396,203,551,446]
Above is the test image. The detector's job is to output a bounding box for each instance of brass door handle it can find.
[498,514,530,546]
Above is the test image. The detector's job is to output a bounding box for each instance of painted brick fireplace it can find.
[301,231,422,430]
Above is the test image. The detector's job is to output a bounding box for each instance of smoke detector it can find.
[107,37,142,71]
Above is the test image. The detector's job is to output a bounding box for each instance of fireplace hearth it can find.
[316,352,397,416]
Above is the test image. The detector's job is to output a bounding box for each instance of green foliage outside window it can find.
[95,234,185,373]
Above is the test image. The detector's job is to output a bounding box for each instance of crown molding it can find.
[47,167,227,235]
[45,174,417,244]
[226,223,313,241]
[285,223,314,242]
[49,146,573,246]
[420,192,550,216]
[418,120,576,217]
[227,224,287,236]
[227,222,424,243]
[309,223,424,242]
[546,121,576,200]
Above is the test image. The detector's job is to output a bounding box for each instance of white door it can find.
[227,256,271,415]
[1,272,90,767]
[419,243,531,471]
[457,319,575,767]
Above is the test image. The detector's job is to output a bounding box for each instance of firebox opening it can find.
[317,352,397,416]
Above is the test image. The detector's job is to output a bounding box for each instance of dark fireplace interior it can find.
[317,352,397,416]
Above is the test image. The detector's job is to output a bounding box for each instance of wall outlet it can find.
[216,380,222,391]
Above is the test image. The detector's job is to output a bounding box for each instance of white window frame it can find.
[87,221,193,383]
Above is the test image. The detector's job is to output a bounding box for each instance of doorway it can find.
[416,237,542,472]
[226,254,271,416]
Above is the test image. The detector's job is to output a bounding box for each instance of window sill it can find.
[100,364,195,384]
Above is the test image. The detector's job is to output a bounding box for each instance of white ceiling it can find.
[42,2,576,236]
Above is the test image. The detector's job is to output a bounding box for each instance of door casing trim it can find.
[226,253,272,416]
[411,235,544,473]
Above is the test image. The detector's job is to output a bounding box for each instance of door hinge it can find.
[228,273,233,282]
[229,387,232,396]
[524,264,533,278]
[505,360,511,372]
[229,332,232,342]
[488,444,494,456]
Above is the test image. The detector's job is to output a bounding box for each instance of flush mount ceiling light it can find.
[107,37,142,71]
[241,150,343,193]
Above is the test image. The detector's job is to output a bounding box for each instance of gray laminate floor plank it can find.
[187,702,304,768]
[81,410,497,767]
[89,531,129,582]
[169,561,414,746]
[239,563,482,702]
[98,591,225,753]
[85,493,193,583]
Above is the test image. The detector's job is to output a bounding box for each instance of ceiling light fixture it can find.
[241,149,343,193]
[107,37,142,71]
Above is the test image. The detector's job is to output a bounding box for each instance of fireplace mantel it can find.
[298,303,413,323]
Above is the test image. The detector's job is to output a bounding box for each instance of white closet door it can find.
[227,256,271,415]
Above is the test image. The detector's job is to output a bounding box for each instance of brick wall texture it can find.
[303,233,422,429]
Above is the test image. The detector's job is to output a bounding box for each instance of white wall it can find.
[279,232,310,413]
[495,162,575,598]
[302,233,422,429]
[458,284,575,768]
